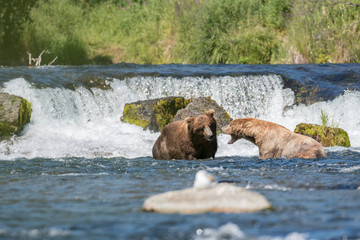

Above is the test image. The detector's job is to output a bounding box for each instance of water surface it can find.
[0,64,359,239]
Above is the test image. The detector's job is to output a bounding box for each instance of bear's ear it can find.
[243,121,253,128]
[185,117,194,124]
[185,117,194,131]
[205,109,215,117]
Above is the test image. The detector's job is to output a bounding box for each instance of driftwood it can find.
[27,50,58,67]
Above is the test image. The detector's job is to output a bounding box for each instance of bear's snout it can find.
[221,125,231,134]
[204,127,215,141]
[208,133,215,141]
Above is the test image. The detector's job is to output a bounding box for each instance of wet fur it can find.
[222,118,327,159]
[152,110,218,160]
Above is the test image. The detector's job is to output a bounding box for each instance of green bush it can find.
[174,0,281,64]
[0,0,37,65]
[263,0,292,30]
[287,0,360,63]
[24,0,90,65]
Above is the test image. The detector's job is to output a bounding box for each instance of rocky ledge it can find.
[0,92,32,140]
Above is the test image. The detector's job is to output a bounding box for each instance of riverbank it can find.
[1,0,360,66]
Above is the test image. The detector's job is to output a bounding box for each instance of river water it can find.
[0,64,359,239]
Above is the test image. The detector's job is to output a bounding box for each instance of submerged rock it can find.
[0,92,32,140]
[120,97,189,132]
[282,79,323,105]
[294,123,350,147]
[173,97,232,129]
[142,183,271,214]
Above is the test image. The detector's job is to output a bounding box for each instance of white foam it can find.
[217,135,258,157]
[0,78,157,159]
[1,227,71,238]
[195,222,245,240]
[194,222,308,240]
[48,228,70,237]
[339,165,360,173]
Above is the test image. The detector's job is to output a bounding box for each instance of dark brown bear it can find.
[221,118,327,159]
[152,109,217,160]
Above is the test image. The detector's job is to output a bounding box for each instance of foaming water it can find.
[194,222,308,240]
[119,74,293,118]
[1,72,360,159]
[0,78,157,159]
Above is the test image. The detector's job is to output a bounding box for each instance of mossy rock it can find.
[294,123,350,147]
[173,97,233,132]
[0,92,32,140]
[121,97,189,132]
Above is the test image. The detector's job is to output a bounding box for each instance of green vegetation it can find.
[121,104,150,129]
[320,109,330,128]
[153,98,189,130]
[18,98,32,132]
[288,0,360,63]
[121,97,189,131]
[0,122,17,139]
[1,0,360,65]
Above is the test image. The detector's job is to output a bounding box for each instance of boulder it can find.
[142,183,271,214]
[121,97,189,132]
[173,97,232,130]
[121,96,232,132]
[294,123,350,147]
[0,92,32,140]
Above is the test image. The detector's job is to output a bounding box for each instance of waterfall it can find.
[1,73,360,160]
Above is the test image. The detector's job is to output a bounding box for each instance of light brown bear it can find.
[152,109,217,160]
[221,118,327,159]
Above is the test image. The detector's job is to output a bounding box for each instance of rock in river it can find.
[0,92,32,140]
[121,96,189,132]
[121,96,232,133]
[142,171,271,214]
[294,123,350,147]
[173,96,232,129]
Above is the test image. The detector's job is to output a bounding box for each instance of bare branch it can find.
[27,52,32,66]
[48,56,58,66]
[26,50,56,67]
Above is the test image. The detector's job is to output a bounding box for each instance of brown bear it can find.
[221,118,327,159]
[152,109,218,160]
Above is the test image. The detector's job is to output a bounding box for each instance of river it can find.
[0,64,359,239]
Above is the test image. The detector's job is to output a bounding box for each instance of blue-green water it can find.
[1,156,359,239]
[0,64,360,239]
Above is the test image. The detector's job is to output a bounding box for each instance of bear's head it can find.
[185,109,217,143]
[221,118,254,144]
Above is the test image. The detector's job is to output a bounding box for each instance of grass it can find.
[1,0,360,65]
[287,0,360,63]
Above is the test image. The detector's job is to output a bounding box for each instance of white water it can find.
[1,76,360,160]
[194,222,308,240]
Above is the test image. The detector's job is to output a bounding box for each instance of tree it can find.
[0,0,37,65]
